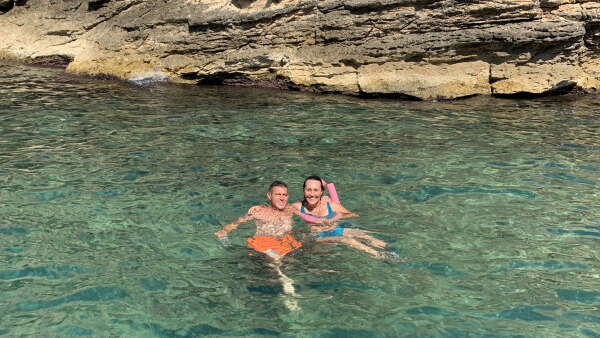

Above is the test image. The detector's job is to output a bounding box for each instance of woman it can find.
[292,175,403,262]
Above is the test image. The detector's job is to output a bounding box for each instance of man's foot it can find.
[376,251,406,264]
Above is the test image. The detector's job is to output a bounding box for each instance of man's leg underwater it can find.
[268,258,301,311]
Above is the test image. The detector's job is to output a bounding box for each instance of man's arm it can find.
[214,206,258,240]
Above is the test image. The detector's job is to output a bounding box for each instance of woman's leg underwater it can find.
[316,236,377,256]
[317,235,405,263]
[343,228,387,249]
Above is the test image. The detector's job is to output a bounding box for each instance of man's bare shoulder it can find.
[247,205,266,215]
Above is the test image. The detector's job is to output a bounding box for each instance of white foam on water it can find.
[129,71,169,85]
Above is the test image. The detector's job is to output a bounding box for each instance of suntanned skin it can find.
[290,179,360,233]
[292,178,390,259]
[215,186,294,241]
[214,183,302,311]
[215,184,302,263]
[215,204,295,239]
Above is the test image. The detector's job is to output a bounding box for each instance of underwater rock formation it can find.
[2,0,600,99]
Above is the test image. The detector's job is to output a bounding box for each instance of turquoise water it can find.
[1,62,600,337]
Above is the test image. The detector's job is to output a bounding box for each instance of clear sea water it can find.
[1,62,600,337]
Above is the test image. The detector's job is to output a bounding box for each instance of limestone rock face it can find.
[358,62,491,100]
[2,0,600,99]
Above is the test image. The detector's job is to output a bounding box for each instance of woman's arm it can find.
[330,201,359,219]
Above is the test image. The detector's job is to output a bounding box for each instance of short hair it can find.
[303,175,324,190]
[268,180,288,192]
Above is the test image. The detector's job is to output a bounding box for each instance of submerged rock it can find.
[2,0,600,99]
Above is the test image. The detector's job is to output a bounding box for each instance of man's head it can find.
[267,181,289,210]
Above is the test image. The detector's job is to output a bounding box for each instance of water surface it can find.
[1,62,600,337]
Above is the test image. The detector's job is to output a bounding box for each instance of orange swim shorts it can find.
[247,234,302,256]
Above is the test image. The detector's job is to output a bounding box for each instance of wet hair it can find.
[303,175,324,190]
[268,180,288,193]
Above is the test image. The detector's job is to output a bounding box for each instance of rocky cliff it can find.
[2,0,600,99]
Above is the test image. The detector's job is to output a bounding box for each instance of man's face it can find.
[268,186,289,210]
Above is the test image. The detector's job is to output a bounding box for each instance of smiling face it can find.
[267,185,289,211]
[303,179,323,207]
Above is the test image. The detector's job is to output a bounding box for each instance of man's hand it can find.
[322,213,343,227]
[214,230,228,240]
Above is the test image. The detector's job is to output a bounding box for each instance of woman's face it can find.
[303,179,323,206]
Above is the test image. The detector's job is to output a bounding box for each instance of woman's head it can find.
[303,175,324,191]
[303,175,324,206]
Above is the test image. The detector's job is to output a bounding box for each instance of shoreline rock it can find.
[2,0,600,100]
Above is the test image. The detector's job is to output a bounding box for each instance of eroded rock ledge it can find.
[2,0,600,99]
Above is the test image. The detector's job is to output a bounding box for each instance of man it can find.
[215,181,302,311]
[214,180,301,260]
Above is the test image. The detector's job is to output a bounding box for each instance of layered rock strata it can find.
[2,0,600,99]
